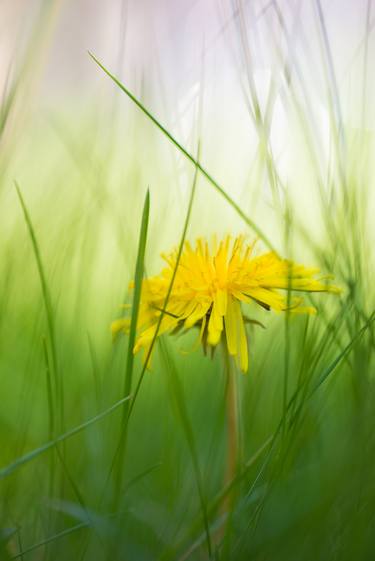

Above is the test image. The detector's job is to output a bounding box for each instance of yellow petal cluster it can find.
[112,236,340,372]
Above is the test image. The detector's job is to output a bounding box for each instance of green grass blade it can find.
[0,395,130,480]
[88,52,277,253]
[162,436,273,561]
[245,313,375,501]
[10,465,160,559]
[127,150,199,421]
[15,184,56,370]
[15,183,62,426]
[122,189,150,400]
[170,313,375,559]
[229,312,375,554]
[113,189,150,499]
[10,522,88,559]
[102,147,199,538]
[106,156,197,509]
[42,337,55,442]
[311,311,375,394]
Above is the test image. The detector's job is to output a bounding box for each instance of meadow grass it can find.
[0,2,375,560]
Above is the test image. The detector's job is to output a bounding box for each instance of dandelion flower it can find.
[112,236,340,372]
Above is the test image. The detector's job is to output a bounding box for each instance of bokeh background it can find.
[0,1,374,560]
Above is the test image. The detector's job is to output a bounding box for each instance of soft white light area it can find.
[1,0,374,255]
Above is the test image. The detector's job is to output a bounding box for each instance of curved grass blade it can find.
[310,310,375,395]
[0,395,130,480]
[15,183,57,373]
[10,522,88,559]
[15,183,63,429]
[239,313,375,509]
[229,312,375,557]
[88,52,277,254]
[171,312,375,560]
[10,464,161,559]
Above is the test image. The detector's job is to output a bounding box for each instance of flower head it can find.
[112,236,340,372]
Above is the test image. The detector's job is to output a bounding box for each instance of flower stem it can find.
[219,344,240,549]
[224,350,238,492]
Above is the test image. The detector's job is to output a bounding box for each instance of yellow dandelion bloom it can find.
[112,236,340,372]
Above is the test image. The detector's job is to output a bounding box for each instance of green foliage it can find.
[0,4,374,561]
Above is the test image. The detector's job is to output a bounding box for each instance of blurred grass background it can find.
[0,0,374,559]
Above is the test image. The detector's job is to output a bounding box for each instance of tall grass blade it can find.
[114,188,150,498]
[88,52,277,253]
[15,183,62,428]
[107,154,198,509]
[122,189,150,400]
[0,395,130,479]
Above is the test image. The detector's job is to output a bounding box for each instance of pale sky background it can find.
[1,0,374,251]
[1,0,373,121]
